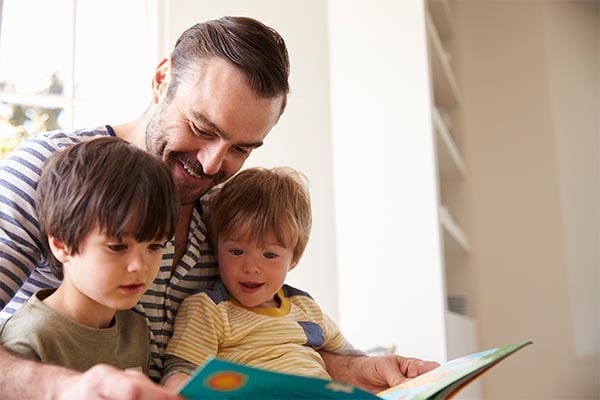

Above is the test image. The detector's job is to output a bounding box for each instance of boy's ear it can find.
[48,235,71,263]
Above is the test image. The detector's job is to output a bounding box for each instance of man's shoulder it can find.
[4,125,114,164]
[32,126,113,149]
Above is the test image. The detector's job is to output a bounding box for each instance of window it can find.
[0,0,161,157]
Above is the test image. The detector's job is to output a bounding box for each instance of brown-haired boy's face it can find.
[145,58,283,205]
[49,225,166,328]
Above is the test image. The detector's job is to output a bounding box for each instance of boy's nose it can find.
[128,251,147,273]
[242,260,260,274]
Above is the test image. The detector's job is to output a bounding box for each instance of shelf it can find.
[426,11,461,109]
[445,311,478,359]
[439,206,471,254]
[428,0,456,39]
[433,107,466,180]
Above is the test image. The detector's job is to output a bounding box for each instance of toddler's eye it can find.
[264,252,278,259]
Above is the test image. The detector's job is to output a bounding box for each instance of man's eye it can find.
[189,123,211,138]
[264,252,278,259]
[232,145,251,156]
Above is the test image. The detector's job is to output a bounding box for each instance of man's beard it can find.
[166,151,227,204]
[144,103,226,204]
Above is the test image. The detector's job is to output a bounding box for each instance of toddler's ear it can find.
[288,260,299,271]
[48,235,71,263]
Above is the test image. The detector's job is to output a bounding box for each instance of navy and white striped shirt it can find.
[0,126,219,380]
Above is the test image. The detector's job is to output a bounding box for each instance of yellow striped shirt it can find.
[165,281,355,379]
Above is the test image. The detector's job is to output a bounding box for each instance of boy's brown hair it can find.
[35,136,179,279]
[208,167,311,264]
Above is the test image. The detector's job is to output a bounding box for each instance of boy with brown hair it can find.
[0,137,179,374]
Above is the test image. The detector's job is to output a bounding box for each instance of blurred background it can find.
[1,1,597,398]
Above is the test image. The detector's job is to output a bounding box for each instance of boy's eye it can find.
[229,249,243,256]
[263,252,278,259]
[107,244,128,252]
[148,242,166,251]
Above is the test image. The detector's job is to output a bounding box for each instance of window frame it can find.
[0,0,163,136]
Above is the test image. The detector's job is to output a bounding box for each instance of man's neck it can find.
[111,116,148,149]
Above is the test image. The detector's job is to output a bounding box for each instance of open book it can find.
[178,340,532,399]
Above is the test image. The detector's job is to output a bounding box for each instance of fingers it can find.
[396,355,440,379]
[372,355,441,390]
[60,364,181,400]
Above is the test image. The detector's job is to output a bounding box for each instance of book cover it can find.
[178,340,532,400]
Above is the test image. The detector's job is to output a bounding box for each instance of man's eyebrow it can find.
[191,111,264,149]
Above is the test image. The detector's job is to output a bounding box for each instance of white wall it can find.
[453,1,599,398]
[327,0,448,361]
[543,0,599,359]
[163,0,340,321]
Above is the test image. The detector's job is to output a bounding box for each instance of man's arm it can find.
[321,351,439,393]
[0,135,65,311]
[0,346,182,400]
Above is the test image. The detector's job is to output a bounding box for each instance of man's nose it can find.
[197,142,228,176]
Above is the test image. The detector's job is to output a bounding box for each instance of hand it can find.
[162,372,191,393]
[352,355,440,393]
[55,364,182,400]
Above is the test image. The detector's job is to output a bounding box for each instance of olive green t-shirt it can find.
[0,289,150,374]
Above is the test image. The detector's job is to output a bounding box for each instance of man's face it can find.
[146,58,283,204]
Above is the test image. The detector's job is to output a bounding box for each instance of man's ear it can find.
[151,57,171,104]
[48,235,71,264]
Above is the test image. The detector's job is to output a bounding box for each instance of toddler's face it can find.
[217,232,296,308]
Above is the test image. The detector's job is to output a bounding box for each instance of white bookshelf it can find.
[428,0,457,38]
[439,206,471,255]
[433,107,466,180]
[427,11,461,109]
[328,0,478,368]
[427,1,478,384]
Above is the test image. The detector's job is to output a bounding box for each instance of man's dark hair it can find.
[36,136,179,279]
[168,16,290,115]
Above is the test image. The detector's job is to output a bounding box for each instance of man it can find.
[0,16,437,399]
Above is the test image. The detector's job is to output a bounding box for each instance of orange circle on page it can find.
[207,371,246,391]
